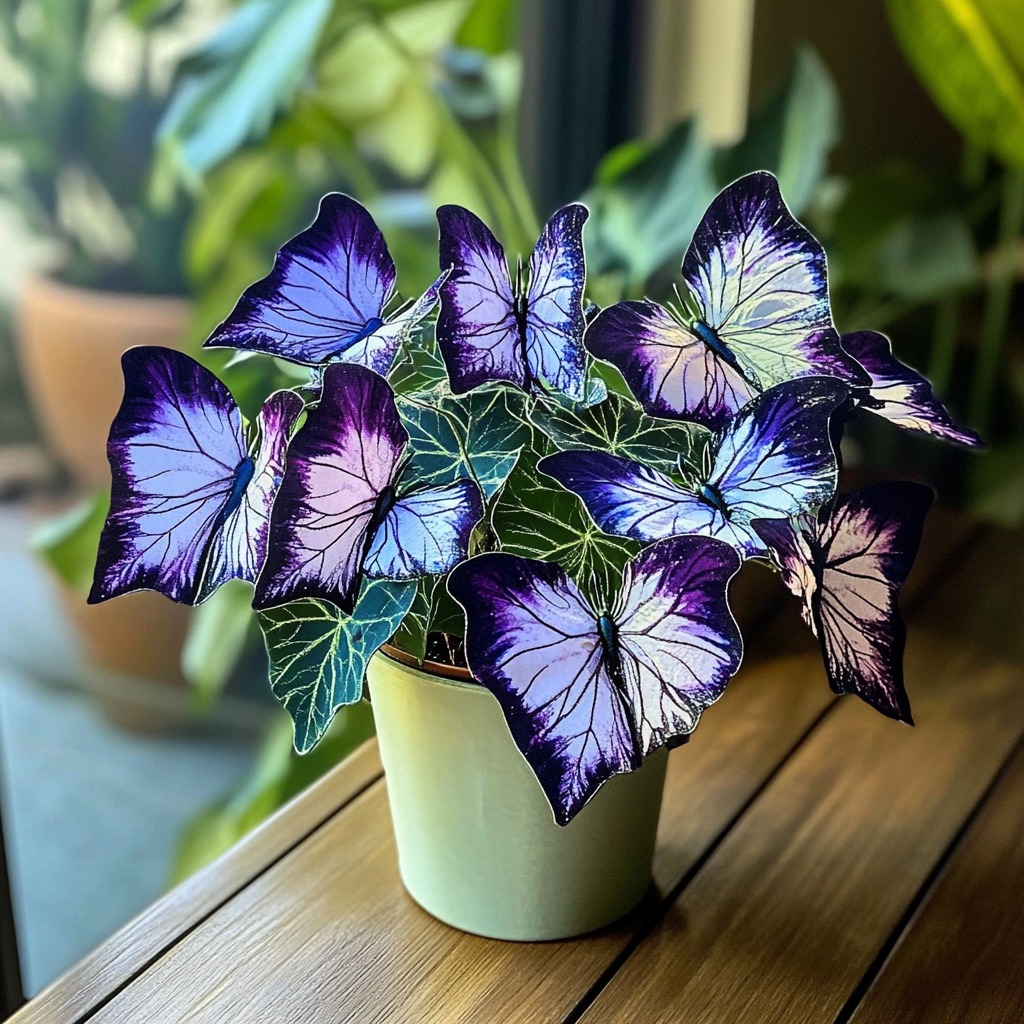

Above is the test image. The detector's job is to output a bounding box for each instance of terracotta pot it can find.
[18,277,195,729]
[17,275,190,489]
[58,583,193,733]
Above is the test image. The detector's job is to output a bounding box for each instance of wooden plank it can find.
[576,526,1024,1024]
[851,743,1024,1024]
[68,521,977,1024]
[81,659,834,1024]
[11,507,978,1024]
[9,742,383,1024]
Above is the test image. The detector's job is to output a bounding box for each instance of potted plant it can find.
[2,1,199,703]
[87,171,982,939]
[3,0,192,488]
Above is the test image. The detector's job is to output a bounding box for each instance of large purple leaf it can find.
[524,203,589,400]
[842,330,983,447]
[754,480,934,722]
[254,362,407,614]
[448,535,743,825]
[436,204,590,398]
[540,377,847,558]
[436,204,522,394]
[682,172,865,391]
[204,193,397,366]
[587,173,864,428]
[586,299,755,430]
[91,347,249,605]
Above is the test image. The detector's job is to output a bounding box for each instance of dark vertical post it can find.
[518,0,648,218]
[0,758,23,1014]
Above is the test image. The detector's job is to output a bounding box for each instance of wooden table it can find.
[12,513,1024,1024]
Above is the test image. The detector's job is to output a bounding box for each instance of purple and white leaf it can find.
[754,480,934,722]
[204,193,397,367]
[448,535,742,825]
[842,330,983,448]
[254,362,407,614]
[91,347,297,606]
[540,377,847,558]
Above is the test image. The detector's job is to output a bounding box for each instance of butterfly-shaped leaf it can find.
[90,347,302,606]
[540,377,847,558]
[491,446,640,605]
[204,193,446,374]
[254,362,482,614]
[259,578,417,753]
[448,536,743,824]
[753,481,934,723]
[587,171,866,430]
[398,388,533,500]
[842,330,983,448]
[530,391,710,477]
[436,203,589,399]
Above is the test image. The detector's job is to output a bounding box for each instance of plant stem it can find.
[926,142,987,395]
[928,295,960,395]
[969,168,1024,430]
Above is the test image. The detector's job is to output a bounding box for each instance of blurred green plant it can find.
[156,0,529,363]
[171,699,375,883]
[0,0,193,293]
[885,0,1024,507]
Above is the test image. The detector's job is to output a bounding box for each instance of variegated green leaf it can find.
[258,579,416,753]
[530,392,709,477]
[398,388,532,499]
[388,336,450,396]
[491,447,640,608]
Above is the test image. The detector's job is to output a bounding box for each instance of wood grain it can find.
[9,741,383,1024]
[851,743,1024,1024]
[9,509,983,1024]
[578,527,1024,1024]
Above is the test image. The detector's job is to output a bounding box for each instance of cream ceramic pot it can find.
[366,649,667,941]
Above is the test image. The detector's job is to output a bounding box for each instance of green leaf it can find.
[584,120,716,288]
[888,0,1024,168]
[716,46,839,215]
[491,447,640,607]
[258,580,416,753]
[530,392,709,477]
[181,579,255,709]
[388,336,450,395]
[398,388,532,500]
[30,491,109,594]
[831,161,980,298]
[427,573,466,636]
[171,702,375,883]
[158,0,333,180]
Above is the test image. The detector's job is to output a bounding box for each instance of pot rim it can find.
[378,642,477,688]
[23,272,191,310]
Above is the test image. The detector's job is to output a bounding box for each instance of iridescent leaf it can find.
[754,481,934,722]
[529,391,709,477]
[436,203,588,399]
[258,578,416,753]
[448,535,743,824]
[540,377,847,559]
[398,388,532,500]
